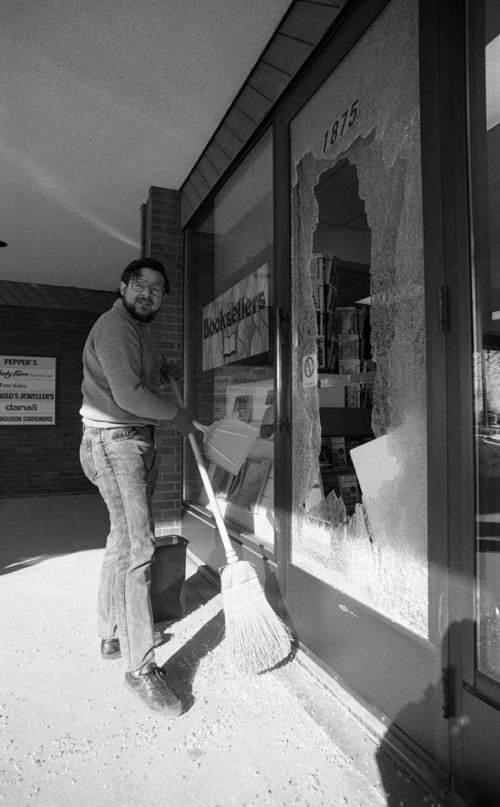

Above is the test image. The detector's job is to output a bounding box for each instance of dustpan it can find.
[193,417,259,475]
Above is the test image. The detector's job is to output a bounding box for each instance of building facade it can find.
[172,1,500,804]
[1,0,498,803]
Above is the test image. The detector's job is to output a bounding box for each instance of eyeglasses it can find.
[129,278,165,297]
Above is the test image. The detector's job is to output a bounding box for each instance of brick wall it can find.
[142,186,185,533]
[0,304,111,497]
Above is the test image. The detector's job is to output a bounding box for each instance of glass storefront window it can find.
[289,0,428,636]
[472,2,500,683]
[184,131,276,551]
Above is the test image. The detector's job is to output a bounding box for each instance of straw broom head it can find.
[221,560,292,674]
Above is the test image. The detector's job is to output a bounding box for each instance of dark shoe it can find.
[101,638,121,660]
[124,662,183,715]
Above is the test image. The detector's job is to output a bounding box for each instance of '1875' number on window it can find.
[322,99,359,154]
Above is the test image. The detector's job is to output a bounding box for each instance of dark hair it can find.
[120,258,169,294]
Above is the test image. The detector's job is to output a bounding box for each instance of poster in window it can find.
[231,394,252,422]
[228,457,271,512]
[202,264,269,371]
[208,463,233,500]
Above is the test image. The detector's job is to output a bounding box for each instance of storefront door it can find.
[183,130,281,578]
[444,1,500,802]
[276,0,449,783]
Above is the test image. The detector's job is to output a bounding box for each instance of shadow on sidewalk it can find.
[183,567,220,610]
[152,566,220,637]
[0,494,108,576]
[160,609,225,713]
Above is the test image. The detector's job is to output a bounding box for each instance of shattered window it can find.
[290,0,428,637]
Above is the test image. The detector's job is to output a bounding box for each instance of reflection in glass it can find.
[475,3,500,683]
[184,131,276,550]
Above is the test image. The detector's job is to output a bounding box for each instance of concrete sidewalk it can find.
[0,495,449,807]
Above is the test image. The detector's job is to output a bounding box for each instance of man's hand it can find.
[170,406,196,436]
[161,355,195,434]
[159,358,182,388]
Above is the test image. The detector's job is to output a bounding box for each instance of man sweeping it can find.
[79,257,194,715]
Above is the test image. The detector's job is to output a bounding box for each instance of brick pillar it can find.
[141,186,184,534]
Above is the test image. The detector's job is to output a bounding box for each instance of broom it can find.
[166,369,292,674]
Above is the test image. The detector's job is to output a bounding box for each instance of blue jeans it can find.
[79,424,160,671]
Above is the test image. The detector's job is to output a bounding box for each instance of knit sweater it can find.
[80,299,177,428]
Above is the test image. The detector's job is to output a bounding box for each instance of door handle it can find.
[273,306,289,432]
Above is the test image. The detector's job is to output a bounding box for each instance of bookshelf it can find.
[310,253,371,375]
[311,253,374,513]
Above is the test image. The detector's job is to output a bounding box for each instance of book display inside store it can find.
[310,160,375,516]
[311,250,375,515]
[199,374,275,549]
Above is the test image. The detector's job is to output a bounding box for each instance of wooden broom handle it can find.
[167,371,238,565]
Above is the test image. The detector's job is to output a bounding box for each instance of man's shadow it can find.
[159,609,225,713]
[152,565,225,712]
[376,619,500,807]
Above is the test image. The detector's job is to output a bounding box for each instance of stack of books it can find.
[310,253,337,371]
[310,254,371,381]
[319,434,369,514]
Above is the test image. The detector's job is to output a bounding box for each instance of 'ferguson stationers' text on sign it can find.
[0,356,57,425]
